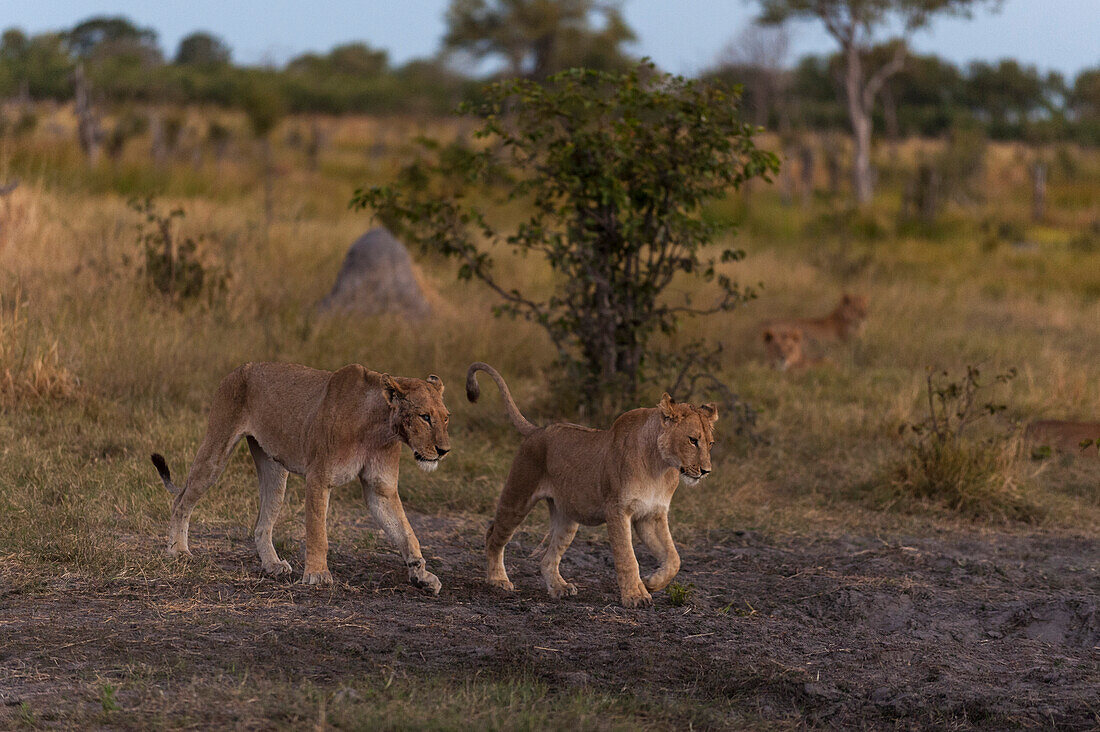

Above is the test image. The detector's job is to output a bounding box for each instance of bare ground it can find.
[1,511,1098,730]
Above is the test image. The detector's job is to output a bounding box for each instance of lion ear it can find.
[700,403,719,423]
[658,392,678,421]
[381,374,406,405]
[426,374,444,394]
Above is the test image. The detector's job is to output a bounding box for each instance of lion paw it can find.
[262,559,293,577]
[301,570,333,586]
[548,581,578,600]
[621,587,653,609]
[167,544,192,558]
[410,570,442,596]
[487,578,515,592]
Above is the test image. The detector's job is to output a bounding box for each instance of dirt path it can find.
[2,513,1098,728]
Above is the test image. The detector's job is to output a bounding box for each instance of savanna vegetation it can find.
[1,4,1098,728]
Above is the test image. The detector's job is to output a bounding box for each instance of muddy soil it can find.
[2,512,1098,729]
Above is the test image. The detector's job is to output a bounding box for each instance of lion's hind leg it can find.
[166,370,248,557]
[486,450,542,592]
[247,436,291,577]
[540,500,579,600]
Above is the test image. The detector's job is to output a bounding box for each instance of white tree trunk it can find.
[844,45,874,206]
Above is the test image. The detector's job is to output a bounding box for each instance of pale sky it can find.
[3,0,1098,78]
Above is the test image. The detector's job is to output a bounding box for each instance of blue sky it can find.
[4,0,1098,78]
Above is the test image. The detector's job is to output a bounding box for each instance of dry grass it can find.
[0,291,79,406]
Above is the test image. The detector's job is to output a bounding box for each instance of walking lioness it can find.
[466,362,718,608]
[151,362,451,593]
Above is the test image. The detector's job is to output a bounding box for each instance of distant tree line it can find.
[0,17,474,115]
[707,47,1099,145]
[0,7,1097,147]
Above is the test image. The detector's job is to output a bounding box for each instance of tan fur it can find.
[467,362,718,608]
[762,327,831,371]
[1024,420,1100,456]
[151,362,451,593]
[764,293,869,343]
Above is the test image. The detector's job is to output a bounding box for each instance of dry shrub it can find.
[0,294,79,406]
[892,436,1039,521]
[887,366,1041,522]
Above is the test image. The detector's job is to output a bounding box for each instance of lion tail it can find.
[150,453,182,496]
[465,362,538,436]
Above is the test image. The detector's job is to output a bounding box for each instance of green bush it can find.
[128,197,228,305]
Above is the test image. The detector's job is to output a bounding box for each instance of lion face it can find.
[382,374,452,472]
[838,294,869,333]
[655,393,718,486]
[763,327,803,371]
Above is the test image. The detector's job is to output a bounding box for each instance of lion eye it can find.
[420,413,431,424]
[689,437,699,447]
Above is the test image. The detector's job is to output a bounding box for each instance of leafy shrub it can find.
[128,197,228,304]
[356,62,778,414]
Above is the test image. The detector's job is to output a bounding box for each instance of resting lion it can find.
[764,293,869,342]
[151,362,451,593]
[466,362,717,608]
[762,327,830,371]
[1023,420,1100,456]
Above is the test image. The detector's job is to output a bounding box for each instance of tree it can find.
[67,16,161,65]
[443,0,635,80]
[708,24,792,129]
[287,42,388,78]
[354,64,778,413]
[964,59,1060,138]
[0,30,74,99]
[755,0,1001,205]
[174,31,231,67]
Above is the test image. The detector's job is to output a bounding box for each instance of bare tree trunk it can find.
[779,148,795,206]
[844,45,874,206]
[1031,160,1047,223]
[73,65,102,164]
[800,144,815,210]
[825,136,842,198]
[150,112,166,166]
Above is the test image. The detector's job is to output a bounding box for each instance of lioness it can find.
[151,362,451,593]
[1024,420,1100,456]
[466,362,717,608]
[762,327,830,371]
[764,293,869,342]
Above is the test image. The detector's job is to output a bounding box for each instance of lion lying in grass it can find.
[1024,420,1100,457]
[151,362,451,593]
[466,362,718,608]
[762,326,831,371]
[764,293,869,343]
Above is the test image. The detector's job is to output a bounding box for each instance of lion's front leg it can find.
[363,479,441,595]
[302,474,333,586]
[636,512,681,592]
[605,508,652,608]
